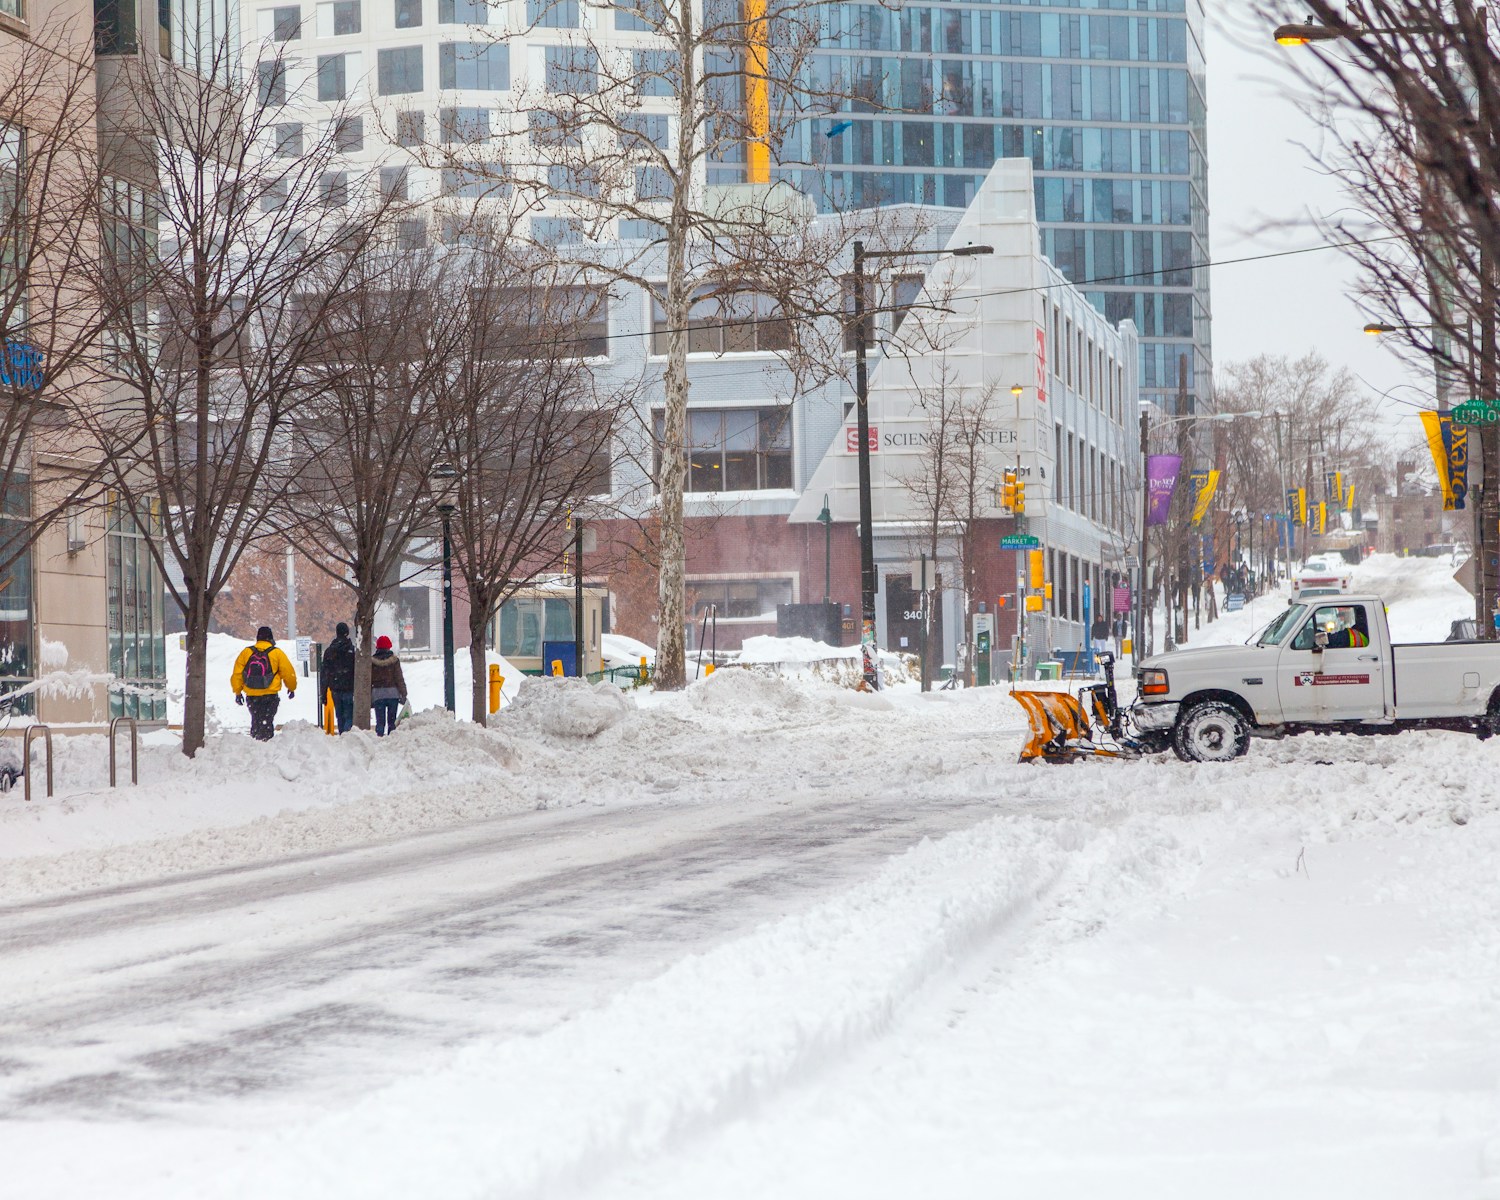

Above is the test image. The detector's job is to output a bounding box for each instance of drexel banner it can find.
[1420,410,1468,511]
[1146,454,1182,526]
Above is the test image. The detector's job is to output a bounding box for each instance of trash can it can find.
[1038,661,1061,681]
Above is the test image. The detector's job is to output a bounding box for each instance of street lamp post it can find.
[850,239,993,689]
[816,494,832,606]
[432,460,458,713]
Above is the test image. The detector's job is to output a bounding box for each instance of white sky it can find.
[1205,3,1429,445]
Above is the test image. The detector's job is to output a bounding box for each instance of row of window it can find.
[260,0,491,39]
[1036,175,1193,226]
[809,57,1196,125]
[802,120,1194,177]
[256,41,608,103]
[820,7,1191,63]
[1054,423,1127,532]
[1048,301,1127,424]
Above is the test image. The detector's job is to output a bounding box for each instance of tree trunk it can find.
[353,597,376,730]
[181,594,211,757]
[469,625,489,727]
[654,236,691,691]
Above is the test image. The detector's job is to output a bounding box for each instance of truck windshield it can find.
[1256,604,1308,647]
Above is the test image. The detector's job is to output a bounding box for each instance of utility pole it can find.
[1479,238,1497,636]
[1135,402,1149,661]
[851,240,880,689]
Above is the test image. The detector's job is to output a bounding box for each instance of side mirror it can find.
[1313,629,1329,652]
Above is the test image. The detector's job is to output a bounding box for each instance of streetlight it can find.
[1273,17,1345,45]
[850,239,993,689]
[815,493,832,606]
[432,460,459,713]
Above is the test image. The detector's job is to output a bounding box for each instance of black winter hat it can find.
[256,625,274,642]
[336,622,349,637]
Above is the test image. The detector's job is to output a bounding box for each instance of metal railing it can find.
[109,716,139,787]
[23,725,52,802]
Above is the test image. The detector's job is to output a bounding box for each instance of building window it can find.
[527,0,578,27]
[106,497,167,722]
[380,164,409,200]
[266,5,301,39]
[440,41,508,89]
[378,46,423,94]
[614,0,664,31]
[317,53,349,101]
[653,407,793,492]
[332,115,363,152]
[545,44,598,93]
[397,217,427,249]
[395,0,421,26]
[890,273,923,334]
[315,0,360,34]
[439,0,487,20]
[0,475,33,711]
[319,171,348,207]
[395,109,425,146]
[686,577,794,620]
[257,59,288,105]
[95,0,138,52]
[498,597,574,659]
[840,275,874,353]
[631,49,677,97]
[651,288,789,355]
[273,121,304,157]
[439,105,490,143]
[440,164,507,199]
[491,285,607,357]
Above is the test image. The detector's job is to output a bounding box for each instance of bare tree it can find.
[0,20,114,581]
[1255,0,1500,625]
[435,249,628,725]
[83,38,392,755]
[422,0,938,689]
[280,233,451,726]
[898,363,1005,688]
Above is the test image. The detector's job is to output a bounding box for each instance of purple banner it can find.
[1146,454,1182,527]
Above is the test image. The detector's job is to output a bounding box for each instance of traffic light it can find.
[1014,479,1026,514]
[1001,469,1017,511]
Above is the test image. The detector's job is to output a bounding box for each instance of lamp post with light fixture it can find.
[850,239,993,689]
[432,461,459,713]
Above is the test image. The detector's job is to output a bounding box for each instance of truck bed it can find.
[1390,641,1500,718]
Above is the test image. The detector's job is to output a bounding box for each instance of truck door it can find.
[1278,602,1386,722]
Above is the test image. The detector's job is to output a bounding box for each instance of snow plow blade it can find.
[1013,688,1123,763]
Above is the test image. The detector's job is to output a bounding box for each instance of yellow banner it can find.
[1346,482,1355,509]
[1316,501,1327,534]
[1296,488,1307,526]
[1190,469,1220,526]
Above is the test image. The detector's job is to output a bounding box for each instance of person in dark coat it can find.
[370,635,408,737]
[320,622,357,734]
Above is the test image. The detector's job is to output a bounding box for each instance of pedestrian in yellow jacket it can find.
[232,625,298,741]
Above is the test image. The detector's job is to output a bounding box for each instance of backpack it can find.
[243,646,276,691]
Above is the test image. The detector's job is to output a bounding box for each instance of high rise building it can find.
[751,0,1210,415]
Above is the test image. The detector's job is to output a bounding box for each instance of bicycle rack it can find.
[23,725,52,802]
[109,716,139,787]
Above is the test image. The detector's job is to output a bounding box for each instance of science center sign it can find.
[845,424,1019,453]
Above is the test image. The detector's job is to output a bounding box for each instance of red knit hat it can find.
[376,635,393,651]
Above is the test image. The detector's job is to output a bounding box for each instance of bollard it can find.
[705,662,716,676]
[108,716,139,787]
[551,659,564,677]
[23,724,52,802]
[323,689,336,735]
[639,655,649,683]
[488,664,503,713]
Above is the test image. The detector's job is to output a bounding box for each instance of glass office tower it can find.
[735,0,1210,414]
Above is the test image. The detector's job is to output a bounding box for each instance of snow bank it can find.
[502,678,633,739]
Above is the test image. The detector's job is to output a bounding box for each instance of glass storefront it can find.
[106,496,167,721]
[0,475,33,713]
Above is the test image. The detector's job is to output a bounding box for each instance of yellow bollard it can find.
[705,662,715,676]
[1122,637,1133,656]
[639,655,649,683]
[551,659,564,677]
[488,663,503,713]
[322,689,336,735]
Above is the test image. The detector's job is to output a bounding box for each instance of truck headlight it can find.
[1139,668,1170,696]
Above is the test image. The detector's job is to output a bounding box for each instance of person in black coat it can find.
[321,622,357,734]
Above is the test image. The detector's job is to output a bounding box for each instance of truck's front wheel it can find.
[1172,701,1250,763]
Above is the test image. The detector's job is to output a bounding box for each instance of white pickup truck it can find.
[1131,595,1500,762]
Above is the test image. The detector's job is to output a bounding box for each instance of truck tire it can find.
[1172,700,1250,763]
